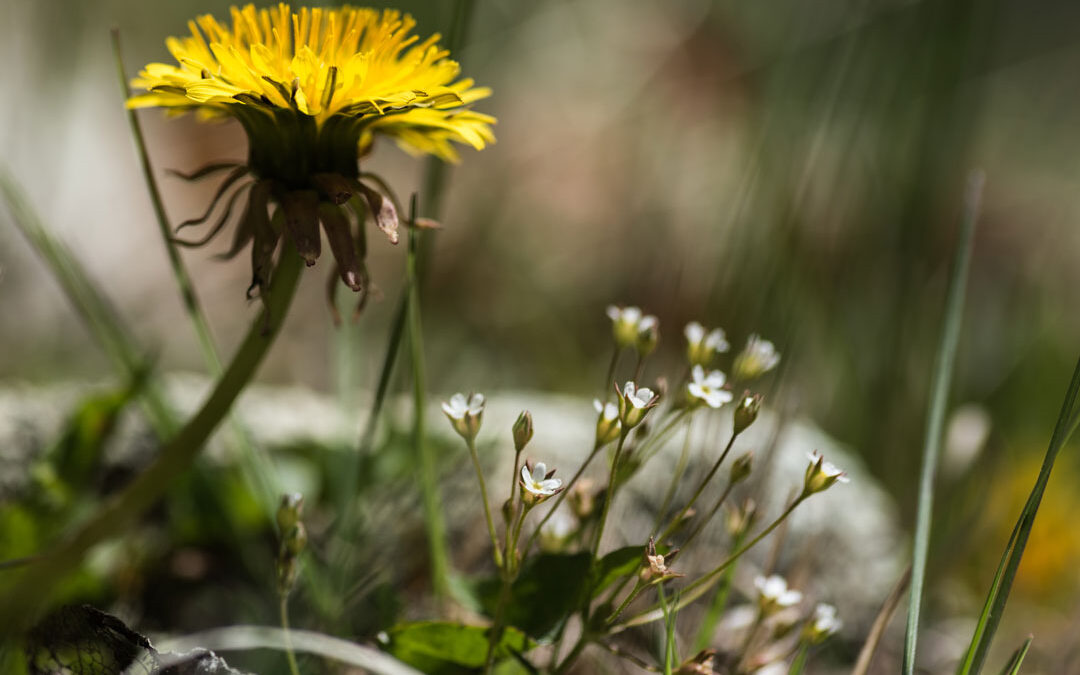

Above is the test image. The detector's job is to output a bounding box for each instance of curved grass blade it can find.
[996,636,1032,675]
[955,360,1080,675]
[157,625,423,675]
[903,171,984,675]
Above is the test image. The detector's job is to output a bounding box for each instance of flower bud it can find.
[802,603,842,644]
[729,452,753,484]
[277,493,304,533]
[513,410,534,452]
[283,523,307,557]
[733,393,762,434]
[725,498,757,539]
[802,451,849,496]
[635,315,659,357]
[593,399,622,447]
[569,479,597,519]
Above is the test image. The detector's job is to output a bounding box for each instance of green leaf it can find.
[996,636,1032,675]
[477,553,591,640]
[382,621,534,674]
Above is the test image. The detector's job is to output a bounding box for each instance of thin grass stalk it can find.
[903,171,984,675]
[690,531,745,652]
[112,30,280,518]
[0,169,176,435]
[853,567,913,675]
[956,361,1080,675]
[405,215,451,600]
[0,247,304,633]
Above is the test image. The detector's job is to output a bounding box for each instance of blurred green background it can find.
[4,0,1080,671]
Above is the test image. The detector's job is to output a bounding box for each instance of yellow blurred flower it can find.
[127,4,495,303]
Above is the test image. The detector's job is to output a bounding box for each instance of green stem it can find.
[788,642,810,675]
[614,497,806,633]
[484,506,528,674]
[658,430,738,542]
[603,346,622,399]
[691,533,744,652]
[650,417,696,537]
[680,480,738,551]
[592,429,630,559]
[112,30,280,518]
[406,226,451,599]
[606,579,647,625]
[279,595,302,675]
[357,293,408,458]
[467,438,504,569]
[0,250,304,633]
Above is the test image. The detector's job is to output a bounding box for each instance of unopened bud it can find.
[733,393,762,435]
[593,400,622,447]
[283,523,307,556]
[730,452,753,484]
[607,305,644,349]
[513,410,534,451]
[725,498,757,539]
[277,493,304,533]
[635,316,659,357]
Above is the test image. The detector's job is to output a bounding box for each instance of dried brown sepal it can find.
[248,182,280,300]
[412,217,442,230]
[311,172,354,205]
[172,182,249,247]
[175,165,249,231]
[318,202,362,292]
[280,189,322,266]
[357,182,400,244]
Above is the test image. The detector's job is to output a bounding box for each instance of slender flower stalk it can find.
[591,428,630,559]
[650,415,696,537]
[468,437,503,568]
[658,431,739,542]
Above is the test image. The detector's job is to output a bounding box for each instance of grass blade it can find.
[996,636,1032,675]
[853,566,912,675]
[0,168,176,436]
[902,171,984,674]
[956,358,1080,674]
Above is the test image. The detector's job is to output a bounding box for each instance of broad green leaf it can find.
[477,552,590,640]
[382,621,534,674]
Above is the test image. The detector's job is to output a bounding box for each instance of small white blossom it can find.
[607,305,645,349]
[803,451,850,495]
[617,381,659,428]
[520,461,563,502]
[686,365,734,409]
[754,574,803,614]
[685,322,730,366]
[441,392,485,440]
[593,398,622,446]
[733,334,781,381]
[803,603,842,643]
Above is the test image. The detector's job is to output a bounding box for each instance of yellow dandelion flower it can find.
[128,4,495,305]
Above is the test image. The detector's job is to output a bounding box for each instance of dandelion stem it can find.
[658,430,738,542]
[405,222,452,600]
[112,30,280,518]
[0,248,304,633]
[279,595,302,675]
[467,437,504,569]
